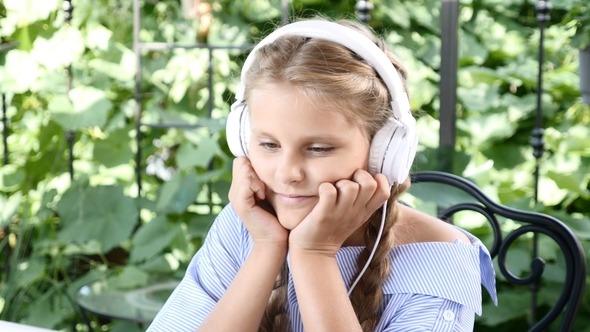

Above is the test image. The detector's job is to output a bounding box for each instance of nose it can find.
[275,150,305,184]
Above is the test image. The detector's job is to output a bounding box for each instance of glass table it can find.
[0,320,58,332]
[75,279,179,328]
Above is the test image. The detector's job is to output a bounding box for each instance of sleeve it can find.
[147,205,249,332]
[381,294,474,332]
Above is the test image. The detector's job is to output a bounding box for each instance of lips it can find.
[274,193,314,205]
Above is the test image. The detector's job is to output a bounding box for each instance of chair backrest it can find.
[406,171,586,332]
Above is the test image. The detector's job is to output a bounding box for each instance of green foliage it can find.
[562,2,590,49]
[0,0,588,331]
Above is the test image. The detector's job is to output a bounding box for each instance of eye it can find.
[259,142,279,151]
[308,146,334,155]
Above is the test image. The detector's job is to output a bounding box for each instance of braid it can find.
[258,262,292,332]
[350,180,410,331]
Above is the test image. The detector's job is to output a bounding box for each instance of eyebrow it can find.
[251,129,342,142]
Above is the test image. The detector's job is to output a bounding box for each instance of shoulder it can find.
[379,204,498,314]
[393,203,470,246]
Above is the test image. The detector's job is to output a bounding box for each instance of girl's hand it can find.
[228,157,289,246]
[288,169,390,256]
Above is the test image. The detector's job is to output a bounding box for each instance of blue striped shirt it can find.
[148,204,497,331]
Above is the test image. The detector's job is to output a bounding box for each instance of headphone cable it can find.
[347,200,387,296]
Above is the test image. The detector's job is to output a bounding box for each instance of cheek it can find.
[314,159,364,183]
[248,154,272,181]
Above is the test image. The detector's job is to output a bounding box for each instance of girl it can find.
[148,18,496,332]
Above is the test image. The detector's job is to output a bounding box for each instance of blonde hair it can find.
[245,18,412,332]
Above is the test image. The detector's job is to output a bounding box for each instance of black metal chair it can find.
[407,171,586,332]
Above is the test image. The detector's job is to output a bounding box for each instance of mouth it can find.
[274,193,315,205]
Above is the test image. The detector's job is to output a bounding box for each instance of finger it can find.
[239,167,266,201]
[229,158,244,200]
[364,173,392,214]
[231,156,251,180]
[314,182,338,213]
[351,169,378,207]
[231,157,266,202]
[334,179,360,207]
[249,175,266,200]
[230,157,250,197]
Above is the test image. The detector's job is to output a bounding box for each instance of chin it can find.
[275,208,310,230]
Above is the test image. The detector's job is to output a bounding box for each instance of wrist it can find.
[288,244,340,259]
[252,241,288,258]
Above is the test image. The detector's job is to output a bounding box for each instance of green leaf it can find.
[32,26,85,71]
[88,44,135,82]
[546,170,590,199]
[49,85,112,130]
[2,0,60,28]
[194,118,227,135]
[408,2,439,33]
[504,248,531,278]
[545,68,580,92]
[562,125,590,156]
[62,240,103,256]
[482,144,527,170]
[89,58,134,83]
[110,321,145,332]
[550,210,590,240]
[459,66,507,87]
[187,214,216,238]
[156,173,201,213]
[406,180,479,210]
[541,262,566,283]
[93,128,134,167]
[0,49,40,93]
[25,295,68,329]
[33,69,68,93]
[242,0,281,21]
[34,188,57,220]
[502,93,536,122]
[0,192,21,228]
[108,266,149,290]
[56,182,138,252]
[138,253,179,274]
[459,31,488,65]
[480,290,529,326]
[380,0,410,29]
[176,136,219,170]
[130,216,180,263]
[457,83,501,112]
[14,258,45,289]
[458,112,516,147]
[84,22,112,51]
[537,178,568,207]
[212,178,231,205]
[0,164,25,191]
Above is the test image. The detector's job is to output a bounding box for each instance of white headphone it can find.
[226,20,418,185]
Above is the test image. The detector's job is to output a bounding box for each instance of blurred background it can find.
[0,0,589,331]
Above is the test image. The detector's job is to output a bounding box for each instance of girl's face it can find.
[248,83,371,230]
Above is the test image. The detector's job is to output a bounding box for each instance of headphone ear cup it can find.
[368,118,399,181]
[226,101,250,157]
[369,118,416,186]
[393,129,419,184]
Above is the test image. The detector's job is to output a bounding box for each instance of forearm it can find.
[197,243,287,332]
[289,250,362,332]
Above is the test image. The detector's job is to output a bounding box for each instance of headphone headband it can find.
[229,20,418,185]
[238,21,414,127]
